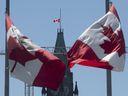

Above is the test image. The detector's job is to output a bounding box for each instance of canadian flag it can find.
[68,5,125,72]
[53,18,60,23]
[6,15,66,90]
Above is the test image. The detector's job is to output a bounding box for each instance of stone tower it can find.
[42,28,79,96]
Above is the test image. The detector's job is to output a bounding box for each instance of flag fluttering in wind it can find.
[53,18,60,23]
[6,15,66,90]
[68,5,125,72]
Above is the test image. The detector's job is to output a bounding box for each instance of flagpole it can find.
[59,8,62,32]
[5,0,10,96]
[105,0,112,96]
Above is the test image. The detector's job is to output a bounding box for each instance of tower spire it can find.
[41,87,47,96]
[47,9,74,96]
[73,81,79,96]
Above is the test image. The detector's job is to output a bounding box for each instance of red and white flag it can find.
[53,18,60,23]
[68,5,125,72]
[6,15,66,90]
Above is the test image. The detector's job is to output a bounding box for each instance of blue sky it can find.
[0,0,128,96]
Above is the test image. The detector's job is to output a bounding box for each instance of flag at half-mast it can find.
[6,15,66,90]
[53,18,60,23]
[68,5,125,72]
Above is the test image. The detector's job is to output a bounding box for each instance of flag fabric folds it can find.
[6,15,66,90]
[68,5,125,72]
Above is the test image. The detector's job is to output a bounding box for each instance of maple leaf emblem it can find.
[100,25,125,56]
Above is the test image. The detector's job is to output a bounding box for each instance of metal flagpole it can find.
[5,0,10,96]
[105,0,112,96]
[6,0,10,15]
[59,8,62,32]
